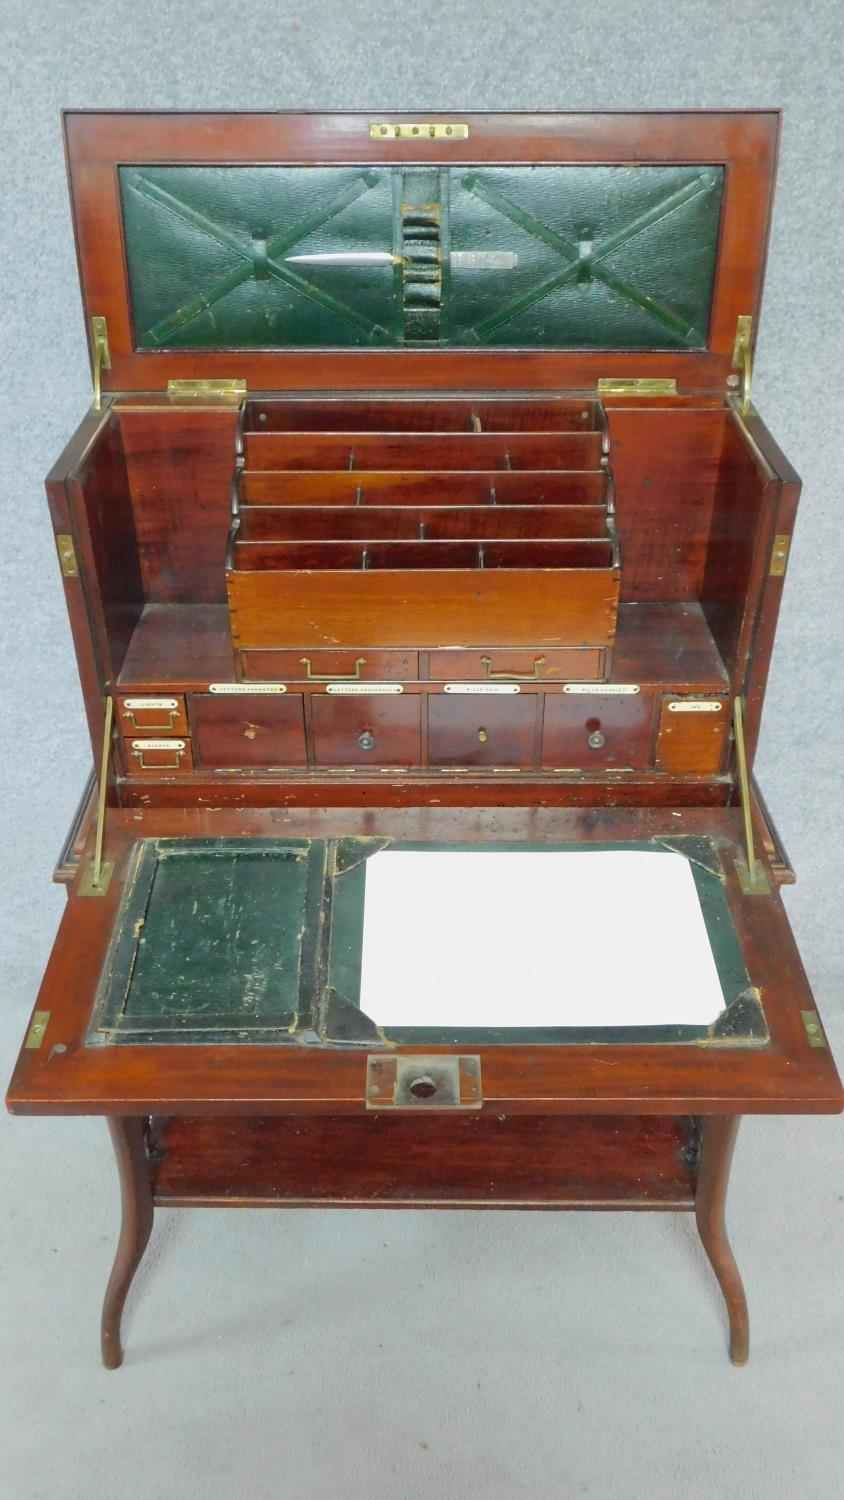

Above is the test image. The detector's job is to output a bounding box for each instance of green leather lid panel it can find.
[120,164,724,352]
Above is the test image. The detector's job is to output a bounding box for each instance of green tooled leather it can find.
[120,163,723,351]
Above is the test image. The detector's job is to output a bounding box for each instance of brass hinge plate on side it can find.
[801,1010,828,1049]
[366,1054,482,1109]
[55,533,78,577]
[167,379,247,401]
[730,314,753,415]
[597,378,677,397]
[370,121,469,140]
[25,1011,50,1050]
[91,316,111,410]
[770,534,791,576]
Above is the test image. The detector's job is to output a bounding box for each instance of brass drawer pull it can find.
[124,706,180,729]
[300,656,366,681]
[481,655,546,681]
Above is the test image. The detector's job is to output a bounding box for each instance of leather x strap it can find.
[124,170,389,346]
[459,169,720,344]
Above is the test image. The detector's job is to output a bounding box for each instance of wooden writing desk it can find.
[7,110,842,1368]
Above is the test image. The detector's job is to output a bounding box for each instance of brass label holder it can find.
[366,1054,482,1110]
[732,696,770,895]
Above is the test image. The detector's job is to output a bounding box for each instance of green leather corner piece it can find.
[120,163,724,352]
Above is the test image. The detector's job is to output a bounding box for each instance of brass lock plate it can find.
[366,1054,482,1110]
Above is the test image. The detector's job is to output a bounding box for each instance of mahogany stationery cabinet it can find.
[7,110,842,1369]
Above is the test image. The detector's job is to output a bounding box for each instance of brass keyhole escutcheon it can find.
[409,1075,438,1100]
[478,727,488,743]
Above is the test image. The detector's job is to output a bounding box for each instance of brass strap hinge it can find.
[167,379,247,402]
[24,1011,50,1050]
[597,377,677,398]
[731,314,753,416]
[801,1011,828,1049]
[91,316,111,410]
[55,533,78,577]
[732,696,770,894]
[770,533,790,576]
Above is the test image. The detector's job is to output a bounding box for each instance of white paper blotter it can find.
[358,849,727,1030]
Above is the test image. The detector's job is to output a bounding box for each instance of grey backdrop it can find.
[1,3,842,1498]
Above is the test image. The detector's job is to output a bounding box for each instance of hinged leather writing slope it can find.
[63,110,780,395]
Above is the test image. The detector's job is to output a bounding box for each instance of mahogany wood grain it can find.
[116,602,727,693]
[245,430,603,472]
[227,566,619,651]
[541,693,656,771]
[119,406,238,604]
[241,470,608,507]
[151,1113,698,1209]
[428,695,539,768]
[695,1115,749,1365]
[191,693,308,770]
[245,398,602,433]
[101,1117,154,1370]
[653,699,730,775]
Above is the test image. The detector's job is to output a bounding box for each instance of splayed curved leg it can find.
[101,1117,154,1369]
[695,1115,749,1366]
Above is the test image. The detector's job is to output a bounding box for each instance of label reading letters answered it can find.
[666,700,724,713]
[563,684,640,695]
[208,683,286,694]
[325,683,404,695]
[444,683,520,695]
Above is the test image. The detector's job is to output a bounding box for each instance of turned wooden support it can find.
[101,1116,154,1370]
[695,1115,749,1366]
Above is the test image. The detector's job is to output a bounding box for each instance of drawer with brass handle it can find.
[116,694,188,735]
[123,738,194,775]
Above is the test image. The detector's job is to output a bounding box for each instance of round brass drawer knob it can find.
[357,730,375,751]
[587,730,606,749]
[478,727,488,743]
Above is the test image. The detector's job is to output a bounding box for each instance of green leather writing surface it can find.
[88,836,764,1049]
[120,164,723,351]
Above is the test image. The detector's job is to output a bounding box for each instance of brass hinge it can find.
[597,378,677,397]
[770,533,790,577]
[55,533,78,577]
[801,1010,828,1049]
[167,379,247,401]
[25,1011,50,1050]
[91,316,111,410]
[370,121,469,140]
[731,314,753,416]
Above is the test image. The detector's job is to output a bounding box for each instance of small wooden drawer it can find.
[428,697,537,768]
[427,648,605,682]
[240,650,417,683]
[116,694,188,735]
[541,693,655,770]
[654,697,730,775]
[311,696,422,767]
[123,738,194,775]
[191,694,308,770]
